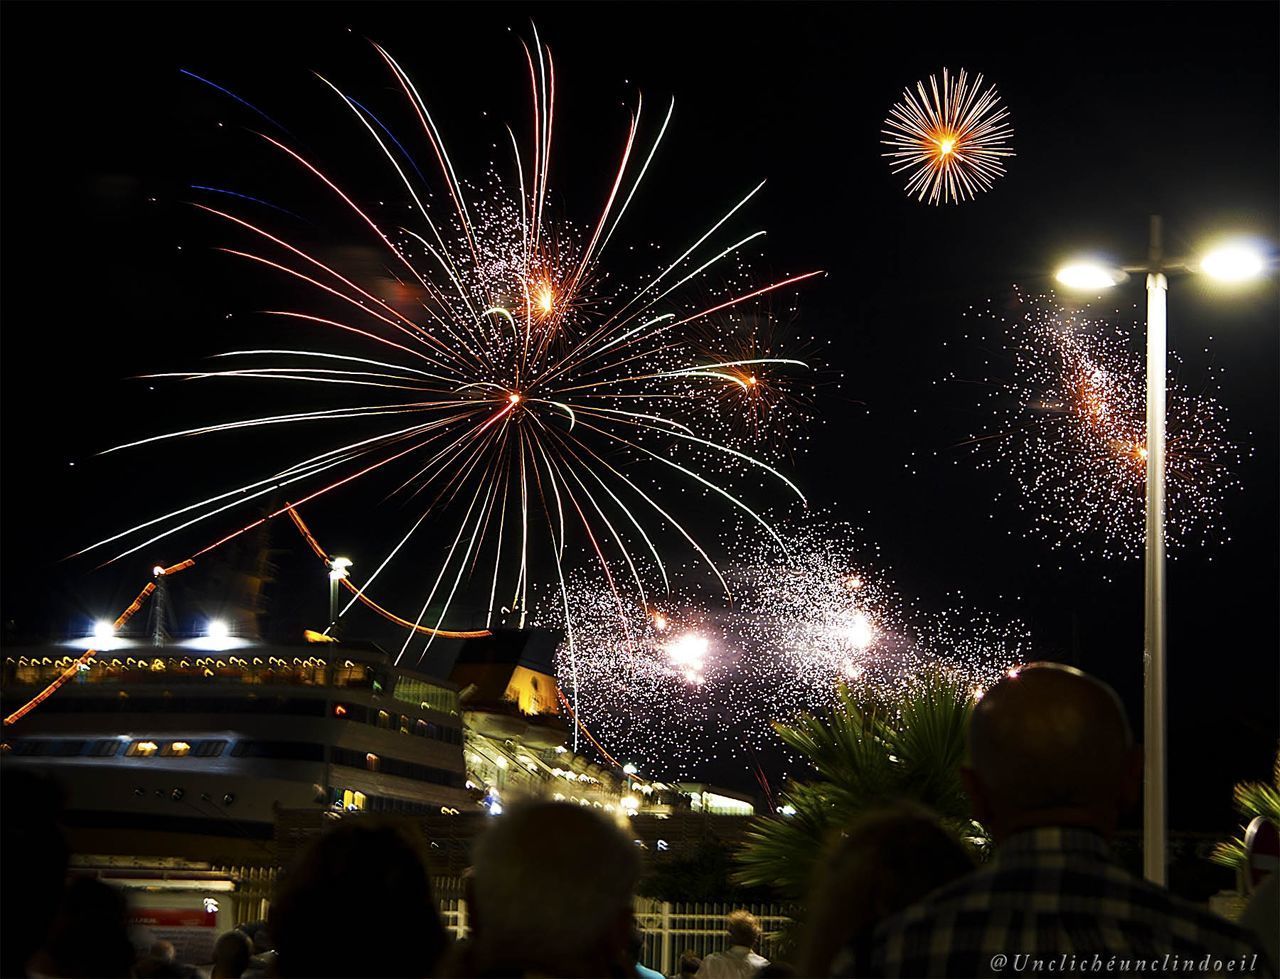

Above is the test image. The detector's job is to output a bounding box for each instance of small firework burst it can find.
[882,67,1014,205]
[690,308,822,449]
[955,291,1247,560]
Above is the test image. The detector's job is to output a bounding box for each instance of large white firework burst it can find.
[79,30,823,700]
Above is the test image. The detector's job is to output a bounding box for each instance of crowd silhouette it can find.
[2,664,1275,978]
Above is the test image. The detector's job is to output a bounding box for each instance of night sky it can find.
[3,3,1277,829]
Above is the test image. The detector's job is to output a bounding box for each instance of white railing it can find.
[437,894,794,977]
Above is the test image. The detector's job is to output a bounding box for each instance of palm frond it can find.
[734,674,982,899]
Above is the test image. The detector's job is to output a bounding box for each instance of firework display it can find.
[538,515,1028,776]
[956,292,1245,560]
[882,67,1014,205]
[79,33,822,679]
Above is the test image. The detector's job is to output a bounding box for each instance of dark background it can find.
[3,2,1277,831]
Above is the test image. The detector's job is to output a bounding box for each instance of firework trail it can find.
[953,291,1246,560]
[78,30,823,705]
[538,514,1028,776]
[882,67,1014,205]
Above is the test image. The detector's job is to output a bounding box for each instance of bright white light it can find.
[152,566,166,577]
[1200,245,1265,282]
[206,620,229,642]
[847,613,876,651]
[1055,263,1125,290]
[621,795,640,811]
[328,556,353,581]
[622,763,638,776]
[664,633,709,684]
[93,620,116,644]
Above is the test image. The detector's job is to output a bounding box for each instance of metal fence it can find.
[635,900,795,977]
[436,892,794,978]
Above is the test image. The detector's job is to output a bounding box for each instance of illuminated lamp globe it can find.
[1055,263,1126,291]
[1200,245,1265,282]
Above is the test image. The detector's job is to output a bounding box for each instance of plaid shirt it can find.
[844,827,1272,978]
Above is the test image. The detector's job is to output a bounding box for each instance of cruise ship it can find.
[1,603,755,951]
[2,636,471,863]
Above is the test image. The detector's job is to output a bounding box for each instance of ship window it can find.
[332,662,372,688]
[392,676,459,715]
[339,788,367,812]
[89,739,122,757]
[376,710,392,730]
[127,740,160,757]
[164,741,191,757]
[193,740,227,757]
[399,714,411,734]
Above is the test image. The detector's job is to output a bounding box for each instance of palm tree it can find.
[1210,754,1280,876]
[733,671,983,899]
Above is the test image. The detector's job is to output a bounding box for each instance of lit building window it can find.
[366,753,380,772]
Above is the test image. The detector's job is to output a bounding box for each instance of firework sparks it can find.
[882,68,1014,205]
[79,32,823,699]
[954,291,1246,560]
[539,515,1028,776]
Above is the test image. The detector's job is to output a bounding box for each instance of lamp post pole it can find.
[327,557,351,638]
[1057,225,1267,887]
[1143,215,1168,886]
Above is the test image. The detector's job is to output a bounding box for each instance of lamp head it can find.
[1055,263,1128,291]
[1199,244,1266,282]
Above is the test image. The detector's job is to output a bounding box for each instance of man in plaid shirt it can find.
[849,664,1272,978]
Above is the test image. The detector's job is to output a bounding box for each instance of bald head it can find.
[470,801,640,977]
[965,664,1138,837]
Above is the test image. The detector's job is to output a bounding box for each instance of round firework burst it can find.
[882,67,1014,205]
[954,291,1247,561]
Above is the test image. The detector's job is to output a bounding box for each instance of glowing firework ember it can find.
[955,292,1246,560]
[882,67,1014,205]
[79,31,822,689]
[539,515,1027,776]
[664,633,710,685]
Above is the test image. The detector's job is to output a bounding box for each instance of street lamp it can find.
[328,556,353,634]
[1055,217,1267,885]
